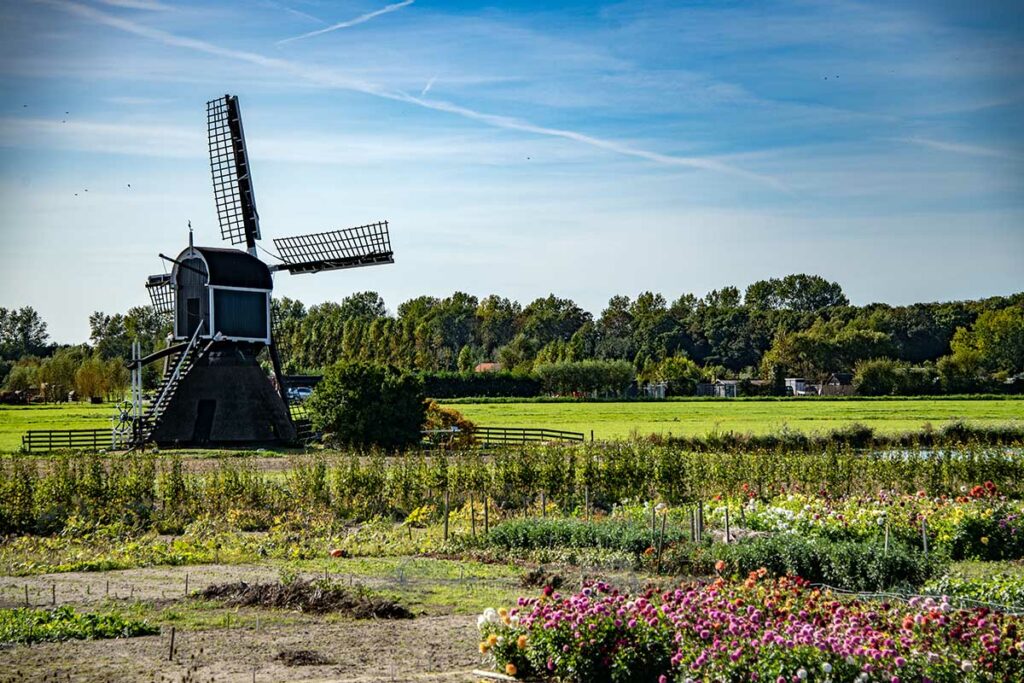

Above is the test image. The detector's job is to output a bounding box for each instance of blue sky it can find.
[1,0,1022,343]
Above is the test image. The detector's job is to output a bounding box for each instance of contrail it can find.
[36,0,781,187]
[277,0,414,45]
[420,75,436,97]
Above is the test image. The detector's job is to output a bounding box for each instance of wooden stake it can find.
[24,584,29,607]
[884,524,890,554]
[656,514,667,571]
[724,507,731,544]
[51,583,55,606]
[443,489,450,543]
[922,518,929,558]
[584,486,590,522]
[470,491,476,537]
[184,573,189,596]
[484,494,489,534]
[698,501,705,543]
[168,627,176,661]
[540,491,546,518]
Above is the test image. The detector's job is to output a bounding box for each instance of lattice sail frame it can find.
[272,221,394,274]
[145,273,174,315]
[207,95,260,248]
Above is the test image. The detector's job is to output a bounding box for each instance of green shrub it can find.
[690,534,945,591]
[0,606,158,644]
[309,362,425,449]
[484,517,688,556]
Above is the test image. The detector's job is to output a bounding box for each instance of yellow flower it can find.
[505,662,518,676]
[487,634,498,647]
[498,607,508,618]
[517,635,528,650]
[981,536,990,545]
[479,642,489,654]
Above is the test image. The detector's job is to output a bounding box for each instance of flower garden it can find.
[478,575,1024,682]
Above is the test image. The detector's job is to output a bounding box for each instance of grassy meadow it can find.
[1,398,1022,451]
[445,397,1024,440]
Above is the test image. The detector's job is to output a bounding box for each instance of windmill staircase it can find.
[128,322,209,448]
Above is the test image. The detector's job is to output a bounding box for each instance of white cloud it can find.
[96,0,171,10]
[902,137,1016,159]
[277,0,414,45]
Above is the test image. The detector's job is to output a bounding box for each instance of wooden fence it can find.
[470,426,585,446]
[21,429,121,453]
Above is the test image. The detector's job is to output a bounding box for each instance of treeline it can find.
[270,275,1023,395]
[0,306,165,401]
[3,275,1023,400]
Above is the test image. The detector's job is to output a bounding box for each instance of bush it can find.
[309,362,425,449]
[421,371,540,399]
[485,517,688,556]
[533,360,634,396]
[0,606,158,644]
[690,534,945,591]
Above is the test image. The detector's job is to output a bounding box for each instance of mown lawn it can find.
[1,398,1021,451]
[0,403,114,452]
[445,398,1024,440]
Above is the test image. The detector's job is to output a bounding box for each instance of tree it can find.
[308,362,425,449]
[744,274,848,313]
[457,344,485,373]
[75,356,109,400]
[521,295,591,347]
[3,360,38,392]
[337,291,387,321]
[949,306,1024,378]
[0,306,49,360]
[476,295,520,355]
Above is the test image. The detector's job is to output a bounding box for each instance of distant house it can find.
[821,372,855,396]
[784,377,810,396]
[697,379,739,398]
[474,362,503,373]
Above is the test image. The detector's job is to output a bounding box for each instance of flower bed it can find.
[478,574,1024,682]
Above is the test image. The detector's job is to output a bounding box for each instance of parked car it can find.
[287,386,314,402]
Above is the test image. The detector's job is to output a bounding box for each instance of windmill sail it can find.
[145,273,174,315]
[271,221,394,275]
[207,95,260,250]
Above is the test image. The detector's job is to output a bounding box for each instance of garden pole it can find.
[470,491,476,537]
[689,509,695,543]
[484,494,489,534]
[884,524,890,555]
[443,489,450,543]
[698,501,705,543]
[185,573,189,596]
[922,518,928,558]
[168,627,176,661]
[656,514,667,572]
[51,583,55,606]
[541,491,546,518]
[24,585,29,607]
[725,507,731,544]
[651,503,657,545]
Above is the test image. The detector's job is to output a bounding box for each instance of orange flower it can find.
[505,662,518,676]
[715,560,727,573]
[479,641,489,654]
[517,635,528,650]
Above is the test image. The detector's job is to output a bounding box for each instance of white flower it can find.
[962,660,974,673]
[483,608,500,625]
[822,663,832,673]
[477,614,487,630]
[797,668,807,680]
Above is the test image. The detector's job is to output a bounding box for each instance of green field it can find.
[1,399,1021,451]
[445,398,1024,440]
[0,403,115,452]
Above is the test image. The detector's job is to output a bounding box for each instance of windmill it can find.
[130,94,394,447]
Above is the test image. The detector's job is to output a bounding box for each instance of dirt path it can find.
[0,614,481,682]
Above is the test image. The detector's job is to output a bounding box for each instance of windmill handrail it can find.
[148,320,204,420]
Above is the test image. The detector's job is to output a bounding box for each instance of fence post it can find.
[168,626,176,661]
[724,507,731,544]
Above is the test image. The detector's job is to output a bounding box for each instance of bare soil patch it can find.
[198,579,413,618]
